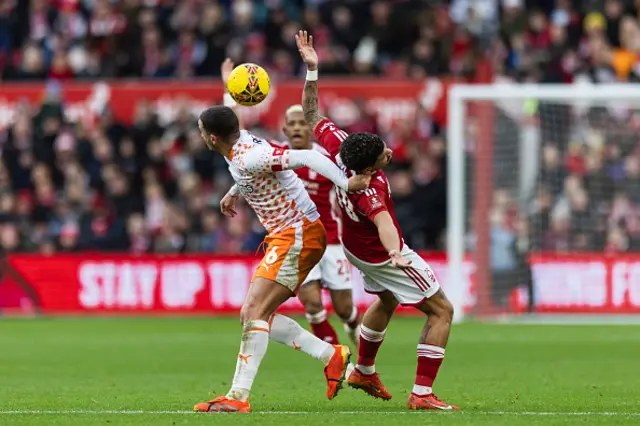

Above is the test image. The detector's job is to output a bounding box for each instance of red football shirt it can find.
[269,139,341,244]
[313,118,404,263]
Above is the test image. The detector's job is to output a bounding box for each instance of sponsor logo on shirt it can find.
[238,184,254,195]
[319,121,332,134]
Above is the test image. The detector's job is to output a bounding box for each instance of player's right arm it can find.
[220,184,240,217]
[296,30,348,158]
[296,30,323,132]
[242,144,370,192]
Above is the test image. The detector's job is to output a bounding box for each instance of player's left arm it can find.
[296,30,324,132]
[357,187,411,268]
[221,58,245,129]
[373,212,412,269]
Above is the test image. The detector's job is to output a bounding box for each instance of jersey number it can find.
[336,188,359,222]
[337,259,350,277]
[265,246,279,264]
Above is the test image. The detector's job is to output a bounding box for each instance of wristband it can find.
[388,249,400,257]
[306,69,318,81]
[223,93,237,108]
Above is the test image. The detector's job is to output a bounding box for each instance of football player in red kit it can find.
[221,59,361,348]
[296,30,459,411]
[275,105,361,348]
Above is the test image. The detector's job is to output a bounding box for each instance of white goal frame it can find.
[446,83,640,322]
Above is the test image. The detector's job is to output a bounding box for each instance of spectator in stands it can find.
[0,0,639,265]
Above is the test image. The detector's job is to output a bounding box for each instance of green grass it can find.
[1,317,640,425]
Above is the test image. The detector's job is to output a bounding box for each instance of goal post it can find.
[447,83,640,322]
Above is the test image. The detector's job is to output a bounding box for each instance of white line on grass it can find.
[0,410,639,416]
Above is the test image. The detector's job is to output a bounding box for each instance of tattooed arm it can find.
[296,30,324,131]
[303,80,323,131]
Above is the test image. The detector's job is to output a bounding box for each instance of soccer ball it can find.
[227,63,271,106]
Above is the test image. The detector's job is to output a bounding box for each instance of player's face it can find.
[283,111,312,149]
[198,119,216,151]
[370,144,393,172]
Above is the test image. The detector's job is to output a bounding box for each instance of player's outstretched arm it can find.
[287,149,371,193]
[296,30,324,131]
[373,211,412,269]
[221,58,245,130]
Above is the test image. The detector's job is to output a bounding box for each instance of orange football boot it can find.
[193,396,251,413]
[407,393,460,411]
[348,368,392,400]
[324,344,351,399]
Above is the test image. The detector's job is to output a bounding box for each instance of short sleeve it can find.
[355,187,388,221]
[241,145,291,174]
[314,118,349,158]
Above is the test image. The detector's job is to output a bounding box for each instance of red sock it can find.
[414,344,445,393]
[306,310,339,344]
[356,325,386,374]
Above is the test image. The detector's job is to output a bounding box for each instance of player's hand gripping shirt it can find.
[313,119,404,264]
[226,130,348,235]
[270,140,341,245]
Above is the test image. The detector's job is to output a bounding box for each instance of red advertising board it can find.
[511,254,640,313]
[3,253,639,316]
[0,253,473,315]
[0,78,452,132]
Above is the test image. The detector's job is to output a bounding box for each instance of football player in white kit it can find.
[193,104,371,413]
[220,59,361,348]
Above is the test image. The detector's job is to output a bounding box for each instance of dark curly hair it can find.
[339,132,385,172]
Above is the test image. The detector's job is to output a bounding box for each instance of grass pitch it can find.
[1,316,639,425]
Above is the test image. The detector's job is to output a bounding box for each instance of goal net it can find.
[447,84,640,321]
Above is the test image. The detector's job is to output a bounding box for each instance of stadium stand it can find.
[0,0,638,258]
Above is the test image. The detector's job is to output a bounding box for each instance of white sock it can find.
[412,384,432,396]
[355,324,386,375]
[306,309,328,324]
[356,364,375,374]
[227,320,270,401]
[413,344,445,396]
[269,314,335,365]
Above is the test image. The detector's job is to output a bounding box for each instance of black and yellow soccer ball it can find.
[226,63,271,106]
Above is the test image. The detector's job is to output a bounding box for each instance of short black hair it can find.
[340,132,385,172]
[199,106,240,140]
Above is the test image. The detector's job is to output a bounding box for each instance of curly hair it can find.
[339,132,385,172]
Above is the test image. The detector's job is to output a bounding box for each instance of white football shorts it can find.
[302,244,353,291]
[344,245,441,305]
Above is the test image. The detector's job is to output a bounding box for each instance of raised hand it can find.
[295,30,318,71]
[221,58,234,87]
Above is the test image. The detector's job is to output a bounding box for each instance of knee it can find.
[332,297,354,320]
[303,299,325,315]
[334,304,353,321]
[438,299,454,326]
[240,301,269,325]
[299,287,324,314]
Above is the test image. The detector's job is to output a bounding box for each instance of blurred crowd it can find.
[0,83,446,255]
[2,0,640,258]
[1,0,489,81]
